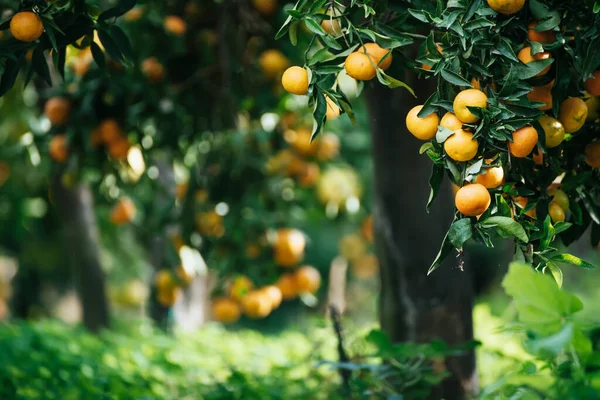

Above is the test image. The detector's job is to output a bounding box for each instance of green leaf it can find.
[549,253,596,269]
[427,164,444,212]
[524,323,573,358]
[427,230,454,275]
[303,17,326,36]
[448,218,473,248]
[502,263,584,333]
[32,47,51,86]
[435,126,454,143]
[109,25,134,64]
[419,142,434,154]
[289,21,299,47]
[516,59,554,79]
[91,42,106,68]
[311,91,327,140]
[544,262,563,288]
[479,216,528,242]
[375,70,415,95]
[441,70,473,87]
[99,0,137,21]
[0,58,21,97]
[97,29,124,63]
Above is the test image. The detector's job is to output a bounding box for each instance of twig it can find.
[329,304,351,394]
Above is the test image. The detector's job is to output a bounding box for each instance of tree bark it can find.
[366,73,477,397]
[52,178,109,332]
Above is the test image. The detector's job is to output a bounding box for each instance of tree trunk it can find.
[366,74,477,397]
[53,178,109,332]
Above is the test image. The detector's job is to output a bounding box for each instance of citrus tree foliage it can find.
[279,0,600,277]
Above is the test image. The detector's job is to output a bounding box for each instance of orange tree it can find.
[0,0,375,328]
[276,0,600,396]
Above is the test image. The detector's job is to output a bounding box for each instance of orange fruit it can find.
[548,202,565,223]
[110,197,137,225]
[538,116,565,148]
[294,266,321,294]
[440,112,463,131]
[10,12,44,42]
[49,134,69,163]
[124,8,144,22]
[559,97,588,133]
[406,105,439,140]
[548,189,569,212]
[325,95,341,120]
[154,269,174,290]
[470,78,497,94]
[475,162,504,188]
[175,182,188,200]
[532,146,544,165]
[228,276,254,301]
[585,141,600,168]
[252,0,277,15]
[517,46,551,77]
[584,93,600,123]
[455,184,491,217]
[273,228,306,267]
[528,21,556,44]
[316,133,340,161]
[286,127,317,156]
[282,66,309,95]
[157,286,181,307]
[108,138,131,160]
[487,0,525,14]
[211,297,241,323]
[164,15,187,35]
[351,253,379,280]
[357,42,392,71]
[99,119,123,145]
[260,285,283,309]
[361,215,374,243]
[527,83,553,110]
[195,210,224,237]
[259,49,289,78]
[298,163,321,188]
[321,16,341,36]
[585,71,600,96]
[241,290,272,318]
[508,126,538,158]
[444,129,479,161]
[344,52,376,81]
[44,97,72,126]
[141,57,166,83]
[276,273,298,300]
[453,89,487,123]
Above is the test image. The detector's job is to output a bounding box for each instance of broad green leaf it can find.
[524,323,573,358]
[550,253,596,269]
[427,230,453,275]
[480,216,528,242]
[427,164,444,212]
[303,17,326,36]
[32,47,51,86]
[375,70,415,95]
[441,70,473,87]
[544,262,563,288]
[448,218,472,248]
[435,126,454,143]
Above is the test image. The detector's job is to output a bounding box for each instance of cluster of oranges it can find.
[405,10,600,223]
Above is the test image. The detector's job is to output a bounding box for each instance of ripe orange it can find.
[252,0,277,15]
[453,89,487,123]
[470,78,497,94]
[157,286,181,307]
[532,146,544,165]
[154,269,174,290]
[164,15,187,35]
[99,119,123,145]
[584,93,600,122]
[124,8,144,22]
[260,285,283,309]
[211,297,241,323]
[527,83,553,110]
[585,71,600,96]
[298,162,321,188]
[321,16,341,36]
[440,112,463,131]
[538,116,565,148]
[110,197,137,225]
[286,127,317,156]
[528,21,556,44]
[259,49,289,78]
[276,273,298,300]
[585,142,600,168]
[196,210,224,237]
[406,105,439,140]
[548,188,569,212]
[517,47,551,77]
[444,129,479,161]
[241,290,272,318]
[316,133,340,161]
[548,202,565,223]
[344,52,376,81]
[455,184,491,217]
[273,228,306,267]
[514,196,536,218]
[49,134,69,164]
[351,253,379,280]
[559,97,588,133]
[228,276,254,301]
[108,138,131,160]
[294,265,321,294]
[357,42,392,71]
[44,97,72,126]
[325,95,341,120]
[508,126,538,158]
[475,161,504,188]
[142,57,166,83]
[10,11,44,42]
[487,0,525,14]
[282,66,309,95]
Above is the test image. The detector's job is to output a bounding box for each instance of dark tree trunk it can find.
[53,178,109,332]
[366,72,477,397]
